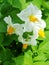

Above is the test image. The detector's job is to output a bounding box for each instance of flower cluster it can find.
[4,3,46,46]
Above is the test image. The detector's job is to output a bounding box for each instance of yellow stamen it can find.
[23,44,28,49]
[29,15,38,22]
[7,26,14,35]
[38,29,45,38]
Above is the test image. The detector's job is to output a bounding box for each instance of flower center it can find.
[23,44,28,49]
[29,15,38,22]
[38,29,45,38]
[7,26,15,35]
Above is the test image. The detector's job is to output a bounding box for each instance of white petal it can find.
[23,21,34,32]
[30,39,37,46]
[18,35,25,43]
[4,16,12,25]
[32,19,46,29]
[32,33,39,39]
[31,4,42,18]
[14,24,24,36]
[40,20,46,29]
[17,3,33,21]
[33,25,40,32]
[17,3,42,21]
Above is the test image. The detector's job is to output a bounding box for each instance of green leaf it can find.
[0,12,2,18]
[32,0,42,9]
[33,52,47,62]
[9,34,18,41]
[39,31,49,51]
[0,49,13,62]
[37,31,49,60]
[14,55,24,65]
[42,1,49,9]
[2,34,18,46]
[1,3,14,16]
[33,61,49,65]
[0,34,4,44]
[46,15,49,29]
[8,0,26,10]
[23,53,33,65]
[26,0,33,3]
[14,53,33,65]
[0,20,7,33]
[10,9,24,24]
[3,60,16,65]
[39,41,49,52]
[2,35,13,46]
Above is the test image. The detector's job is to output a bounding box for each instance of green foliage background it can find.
[0,0,49,65]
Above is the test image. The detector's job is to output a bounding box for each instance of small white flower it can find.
[18,35,37,46]
[33,25,45,38]
[32,19,46,38]
[18,31,38,46]
[4,16,24,35]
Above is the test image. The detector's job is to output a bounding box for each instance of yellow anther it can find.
[7,26,14,35]
[29,15,38,22]
[38,29,45,38]
[23,44,28,49]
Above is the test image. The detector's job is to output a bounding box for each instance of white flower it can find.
[17,3,46,38]
[18,30,38,46]
[33,19,46,38]
[17,3,42,22]
[4,16,24,35]
[18,34,37,46]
